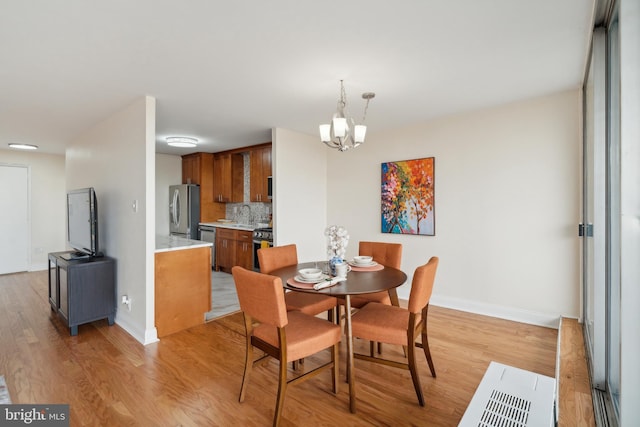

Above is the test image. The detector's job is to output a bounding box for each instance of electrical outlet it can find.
[121,295,132,312]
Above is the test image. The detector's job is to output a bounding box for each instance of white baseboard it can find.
[115,314,158,345]
[29,262,48,272]
[429,294,562,329]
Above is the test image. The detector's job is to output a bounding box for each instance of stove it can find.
[252,227,273,243]
[252,227,273,271]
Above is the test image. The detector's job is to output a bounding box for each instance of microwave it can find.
[267,176,272,200]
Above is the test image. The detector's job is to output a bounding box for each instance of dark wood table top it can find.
[270,261,408,297]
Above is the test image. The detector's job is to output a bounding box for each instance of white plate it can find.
[294,274,330,284]
[348,260,378,267]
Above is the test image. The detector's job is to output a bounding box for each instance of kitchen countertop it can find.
[199,222,259,231]
[156,235,213,253]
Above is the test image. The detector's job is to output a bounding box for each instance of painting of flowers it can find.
[381,157,435,235]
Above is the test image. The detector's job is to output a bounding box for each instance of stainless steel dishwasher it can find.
[198,224,216,269]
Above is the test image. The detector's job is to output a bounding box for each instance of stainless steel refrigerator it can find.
[169,184,200,239]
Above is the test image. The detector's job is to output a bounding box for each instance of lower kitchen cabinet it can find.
[48,252,116,336]
[215,228,253,273]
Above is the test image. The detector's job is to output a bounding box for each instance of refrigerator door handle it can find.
[171,188,180,227]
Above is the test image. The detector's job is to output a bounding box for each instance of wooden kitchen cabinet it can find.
[216,228,253,273]
[215,228,236,272]
[212,153,231,203]
[235,230,253,270]
[182,152,221,222]
[249,144,272,202]
[213,152,244,203]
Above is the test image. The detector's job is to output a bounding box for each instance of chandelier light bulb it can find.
[332,117,347,138]
[354,125,366,143]
[319,124,331,142]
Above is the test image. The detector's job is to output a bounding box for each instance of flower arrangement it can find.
[325,225,349,260]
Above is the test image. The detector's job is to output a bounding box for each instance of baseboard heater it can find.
[458,361,556,427]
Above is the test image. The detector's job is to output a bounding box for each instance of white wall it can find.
[155,153,182,235]
[66,96,157,344]
[272,128,328,262]
[0,150,66,271]
[325,90,581,326]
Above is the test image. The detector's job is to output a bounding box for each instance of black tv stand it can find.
[48,251,116,335]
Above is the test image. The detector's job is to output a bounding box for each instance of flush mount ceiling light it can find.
[166,136,198,148]
[8,143,38,150]
[319,80,375,152]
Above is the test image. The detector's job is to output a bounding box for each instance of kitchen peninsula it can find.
[155,235,212,337]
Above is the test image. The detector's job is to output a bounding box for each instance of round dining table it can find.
[269,261,408,413]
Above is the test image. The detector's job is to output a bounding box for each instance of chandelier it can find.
[319,80,375,151]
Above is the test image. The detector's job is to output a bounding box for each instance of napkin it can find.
[313,277,346,290]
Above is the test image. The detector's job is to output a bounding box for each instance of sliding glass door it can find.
[582,28,607,391]
[605,7,621,416]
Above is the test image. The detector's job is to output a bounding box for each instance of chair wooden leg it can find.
[327,307,336,324]
[407,341,425,407]
[274,357,288,427]
[331,342,339,394]
[369,341,384,356]
[239,335,253,402]
[421,330,436,377]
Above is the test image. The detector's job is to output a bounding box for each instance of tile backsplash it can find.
[226,202,271,226]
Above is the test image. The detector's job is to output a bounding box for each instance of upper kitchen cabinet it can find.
[213,152,243,203]
[249,144,272,202]
[182,152,220,222]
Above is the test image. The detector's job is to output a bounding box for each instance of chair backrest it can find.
[231,266,288,328]
[258,244,298,274]
[407,257,439,314]
[358,241,402,269]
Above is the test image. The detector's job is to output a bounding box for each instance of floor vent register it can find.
[458,362,556,427]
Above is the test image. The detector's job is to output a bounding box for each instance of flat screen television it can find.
[66,187,101,258]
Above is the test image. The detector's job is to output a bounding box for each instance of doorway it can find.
[0,164,29,274]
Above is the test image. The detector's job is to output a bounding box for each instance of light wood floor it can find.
[0,271,593,426]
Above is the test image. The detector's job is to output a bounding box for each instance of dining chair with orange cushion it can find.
[232,266,341,427]
[339,241,403,356]
[258,244,338,320]
[349,241,403,308]
[350,256,439,407]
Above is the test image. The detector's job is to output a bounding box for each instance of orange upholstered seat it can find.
[351,256,439,407]
[232,266,341,427]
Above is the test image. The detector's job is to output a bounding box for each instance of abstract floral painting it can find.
[381,157,435,235]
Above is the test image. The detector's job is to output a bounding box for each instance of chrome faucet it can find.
[241,204,252,225]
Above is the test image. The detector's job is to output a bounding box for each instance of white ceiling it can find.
[0,1,595,156]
